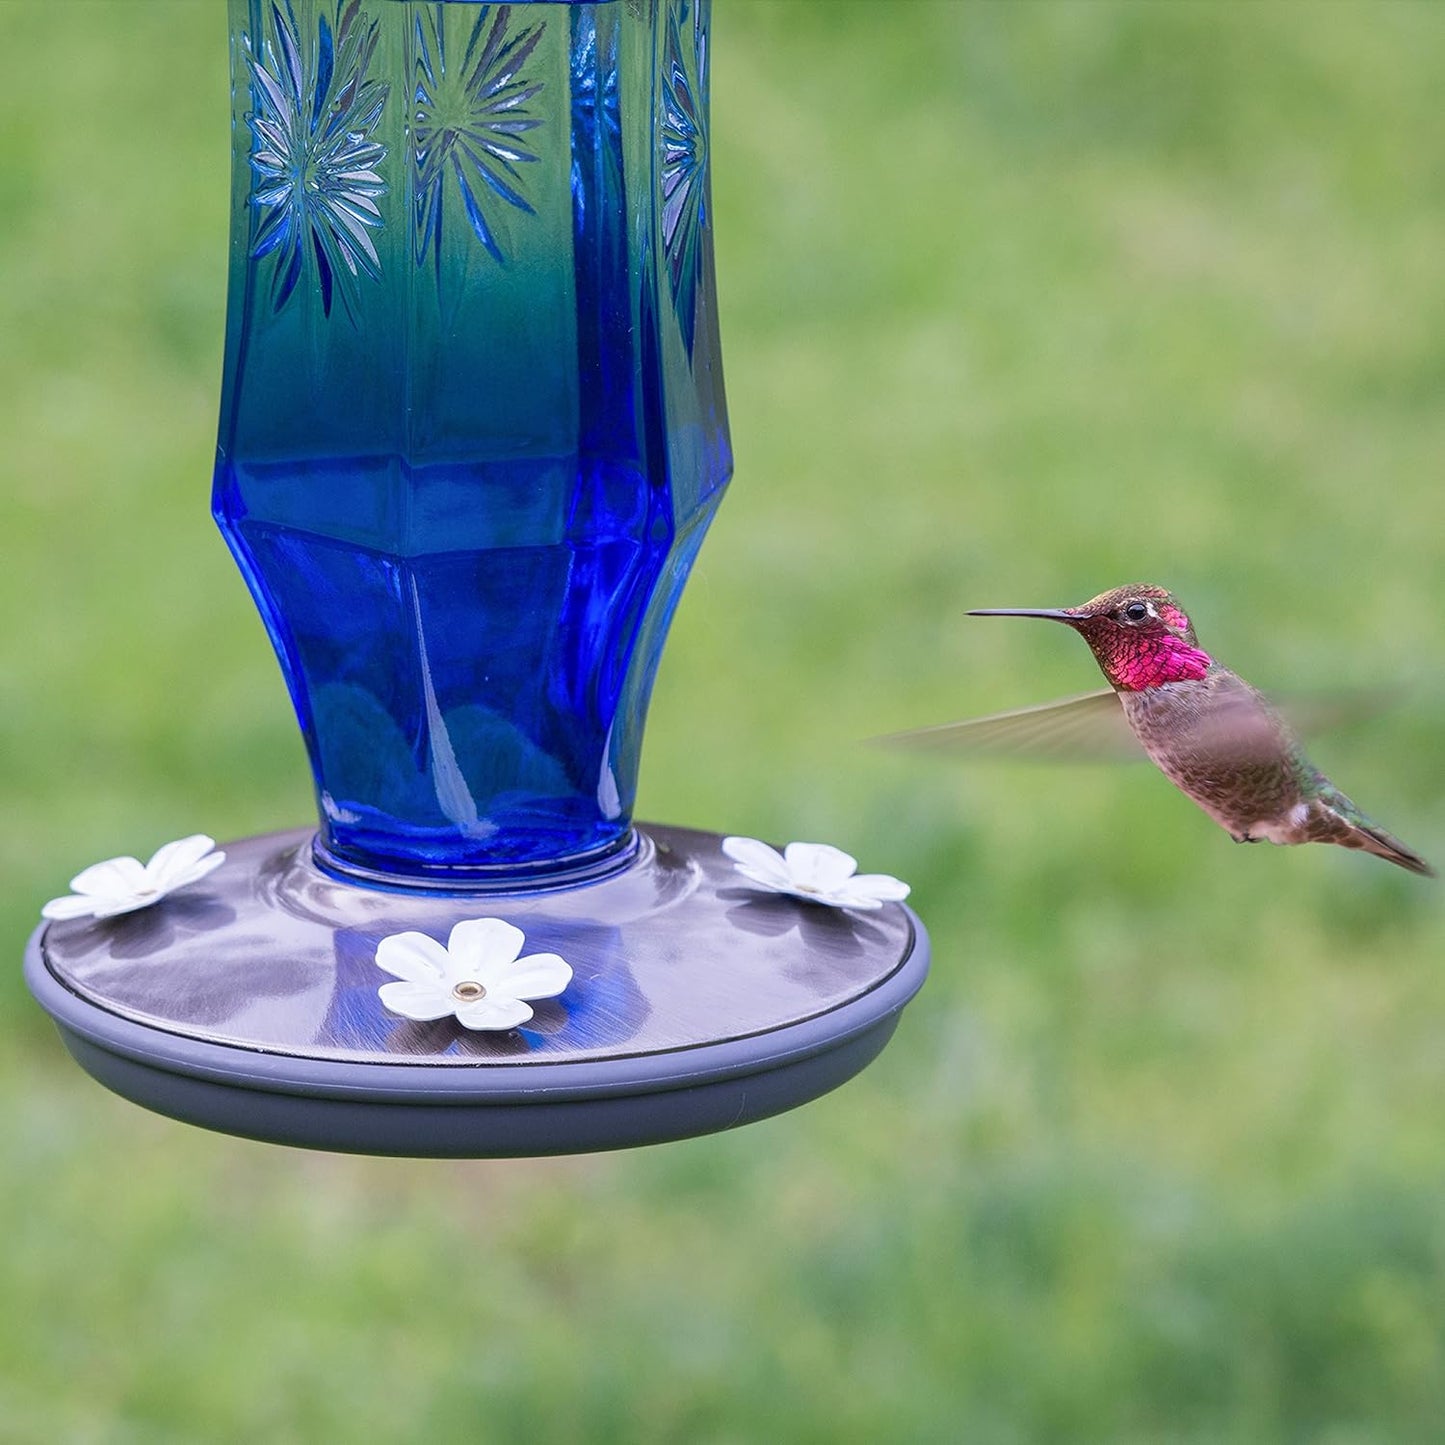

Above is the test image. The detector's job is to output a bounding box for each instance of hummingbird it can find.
[887,583,1434,876]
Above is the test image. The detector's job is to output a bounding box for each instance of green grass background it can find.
[4,2,1445,1439]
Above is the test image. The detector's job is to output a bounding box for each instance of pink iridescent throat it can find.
[1099,632,1212,691]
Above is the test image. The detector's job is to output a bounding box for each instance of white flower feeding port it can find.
[42,836,226,922]
[722,838,911,911]
[376,920,572,1032]
[23,1,929,1157]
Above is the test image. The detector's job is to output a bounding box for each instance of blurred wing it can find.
[1275,686,1395,737]
[875,689,1144,764]
[1151,681,1291,765]
[875,685,1397,767]
[1150,682,1396,764]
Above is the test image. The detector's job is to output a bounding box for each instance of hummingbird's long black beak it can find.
[968,607,1081,624]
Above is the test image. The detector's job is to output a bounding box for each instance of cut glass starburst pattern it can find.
[661,0,710,353]
[413,4,546,274]
[245,0,390,321]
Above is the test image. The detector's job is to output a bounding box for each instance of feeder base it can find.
[25,824,929,1157]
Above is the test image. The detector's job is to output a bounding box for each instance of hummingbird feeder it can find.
[24,0,929,1157]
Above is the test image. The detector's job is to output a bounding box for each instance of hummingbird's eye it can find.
[1122,601,1149,622]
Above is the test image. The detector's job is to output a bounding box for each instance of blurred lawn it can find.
[4,1,1445,1440]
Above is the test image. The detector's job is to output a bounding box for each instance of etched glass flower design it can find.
[42,836,227,922]
[375,919,572,1031]
[661,0,710,351]
[722,838,911,912]
[413,3,545,272]
[245,0,389,319]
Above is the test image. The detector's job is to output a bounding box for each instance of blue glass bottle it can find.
[213,0,730,886]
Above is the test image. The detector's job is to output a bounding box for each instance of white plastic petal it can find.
[375,931,450,984]
[844,873,911,903]
[169,851,226,892]
[447,917,524,972]
[783,842,859,892]
[40,893,107,922]
[68,856,147,898]
[454,995,534,1031]
[90,892,166,920]
[488,952,573,1001]
[146,835,221,888]
[721,836,793,889]
[377,979,456,1021]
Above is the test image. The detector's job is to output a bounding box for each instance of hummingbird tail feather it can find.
[1346,820,1436,878]
[1307,780,1436,877]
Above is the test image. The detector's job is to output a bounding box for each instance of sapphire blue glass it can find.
[214,0,730,884]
